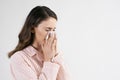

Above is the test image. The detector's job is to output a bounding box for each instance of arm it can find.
[53,53,71,80]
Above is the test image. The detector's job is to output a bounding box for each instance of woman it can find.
[8,6,70,80]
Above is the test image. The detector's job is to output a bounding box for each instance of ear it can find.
[31,28,35,33]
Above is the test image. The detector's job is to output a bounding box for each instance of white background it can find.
[0,0,120,80]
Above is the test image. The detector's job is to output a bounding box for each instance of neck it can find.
[32,41,43,53]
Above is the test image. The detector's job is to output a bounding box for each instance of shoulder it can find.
[10,51,25,64]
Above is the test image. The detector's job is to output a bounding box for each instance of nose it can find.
[49,31,55,35]
[47,31,55,36]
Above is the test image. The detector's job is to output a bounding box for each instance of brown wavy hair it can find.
[8,6,57,58]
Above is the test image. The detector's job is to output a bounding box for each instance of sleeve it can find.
[40,62,60,80]
[10,52,60,80]
[53,53,71,80]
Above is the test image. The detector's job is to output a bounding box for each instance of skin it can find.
[32,17,57,61]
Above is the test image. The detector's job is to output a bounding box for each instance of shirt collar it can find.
[24,45,39,57]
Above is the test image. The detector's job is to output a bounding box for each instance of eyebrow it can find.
[46,27,56,29]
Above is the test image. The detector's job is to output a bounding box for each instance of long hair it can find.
[8,6,57,58]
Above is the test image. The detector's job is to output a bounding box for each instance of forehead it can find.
[38,17,57,29]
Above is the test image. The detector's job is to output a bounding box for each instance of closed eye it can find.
[45,29,50,31]
[53,28,56,31]
[45,27,56,31]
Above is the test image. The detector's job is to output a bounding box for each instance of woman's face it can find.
[33,17,57,45]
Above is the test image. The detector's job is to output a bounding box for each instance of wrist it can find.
[50,57,54,62]
[44,57,50,62]
[44,57,54,62]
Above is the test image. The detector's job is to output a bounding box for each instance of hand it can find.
[41,32,57,61]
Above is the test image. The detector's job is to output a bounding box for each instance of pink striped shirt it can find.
[10,45,70,80]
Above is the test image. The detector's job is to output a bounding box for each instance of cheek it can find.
[35,29,47,41]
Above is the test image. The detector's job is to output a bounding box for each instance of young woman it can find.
[8,6,70,80]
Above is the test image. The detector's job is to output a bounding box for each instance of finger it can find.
[54,40,58,55]
[41,43,44,50]
[42,33,48,45]
[54,33,58,51]
[45,32,50,40]
[44,39,47,45]
[54,33,57,40]
[48,32,54,44]
[43,37,47,47]
[55,39,57,52]
[52,39,57,51]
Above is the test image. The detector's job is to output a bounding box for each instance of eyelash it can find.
[46,30,50,31]
[46,29,56,31]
